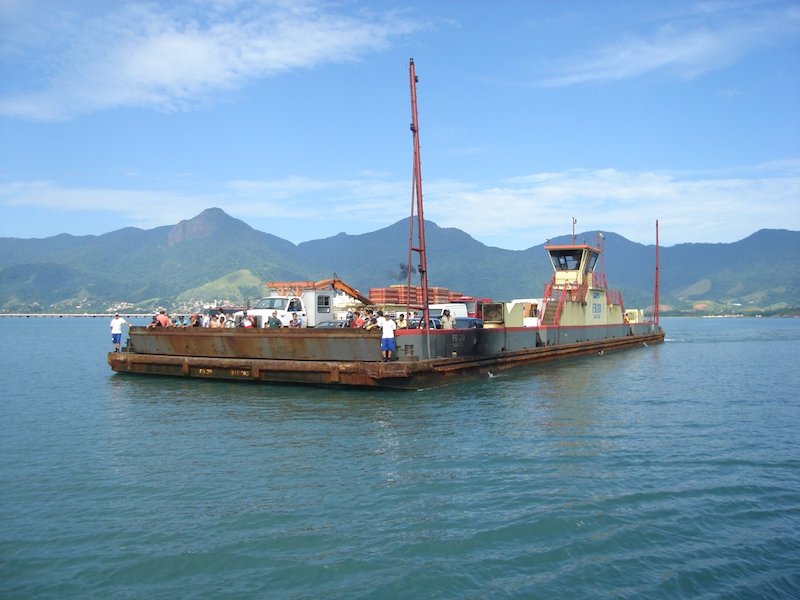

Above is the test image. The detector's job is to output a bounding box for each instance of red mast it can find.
[408,58,431,348]
[653,219,660,326]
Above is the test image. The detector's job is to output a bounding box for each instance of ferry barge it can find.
[107,59,664,389]
[108,257,663,390]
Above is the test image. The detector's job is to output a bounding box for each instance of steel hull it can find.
[108,325,664,389]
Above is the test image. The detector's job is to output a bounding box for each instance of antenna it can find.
[597,231,606,279]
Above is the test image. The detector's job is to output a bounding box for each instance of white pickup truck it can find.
[233,290,334,328]
[233,277,372,328]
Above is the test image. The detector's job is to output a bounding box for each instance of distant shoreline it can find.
[0,314,149,318]
[0,313,796,319]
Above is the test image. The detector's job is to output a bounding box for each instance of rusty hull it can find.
[108,328,665,390]
[125,326,482,362]
[126,326,385,361]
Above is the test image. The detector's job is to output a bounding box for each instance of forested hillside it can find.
[0,208,797,315]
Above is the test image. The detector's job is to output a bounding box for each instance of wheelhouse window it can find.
[549,250,583,271]
[586,252,599,272]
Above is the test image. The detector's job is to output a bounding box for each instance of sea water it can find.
[1,316,798,598]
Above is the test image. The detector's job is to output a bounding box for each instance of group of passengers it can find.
[238,310,298,328]
[147,307,308,329]
[347,308,455,330]
[348,308,412,330]
[345,307,456,361]
[145,306,456,334]
[344,309,400,361]
[147,307,229,329]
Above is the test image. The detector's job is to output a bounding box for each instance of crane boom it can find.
[265,276,371,305]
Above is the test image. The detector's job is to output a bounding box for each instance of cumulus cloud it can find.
[3,161,798,247]
[0,0,422,120]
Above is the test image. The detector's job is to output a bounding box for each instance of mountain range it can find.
[1,207,798,315]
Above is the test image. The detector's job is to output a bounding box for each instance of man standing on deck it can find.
[441,309,455,330]
[379,314,397,362]
[109,313,129,352]
[267,311,282,328]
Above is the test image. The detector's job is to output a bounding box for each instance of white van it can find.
[427,303,468,318]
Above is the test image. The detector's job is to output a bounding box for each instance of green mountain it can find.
[295,221,547,301]
[0,207,797,315]
[0,208,311,312]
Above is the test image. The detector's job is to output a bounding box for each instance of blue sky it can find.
[1,0,798,249]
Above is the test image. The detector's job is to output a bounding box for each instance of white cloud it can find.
[422,163,800,247]
[0,1,422,120]
[2,161,798,248]
[0,181,221,228]
[540,5,800,86]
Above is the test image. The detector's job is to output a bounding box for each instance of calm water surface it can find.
[1,317,798,598]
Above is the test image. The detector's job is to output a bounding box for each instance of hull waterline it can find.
[108,327,664,390]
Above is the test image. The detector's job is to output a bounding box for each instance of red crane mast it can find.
[407,58,432,352]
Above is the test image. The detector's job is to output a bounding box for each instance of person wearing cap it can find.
[109,313,130,352]
[379,312,397,362]
[441,309,455,330]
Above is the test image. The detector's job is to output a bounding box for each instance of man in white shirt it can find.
[379,313,397,362]
[109,313,129,352]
